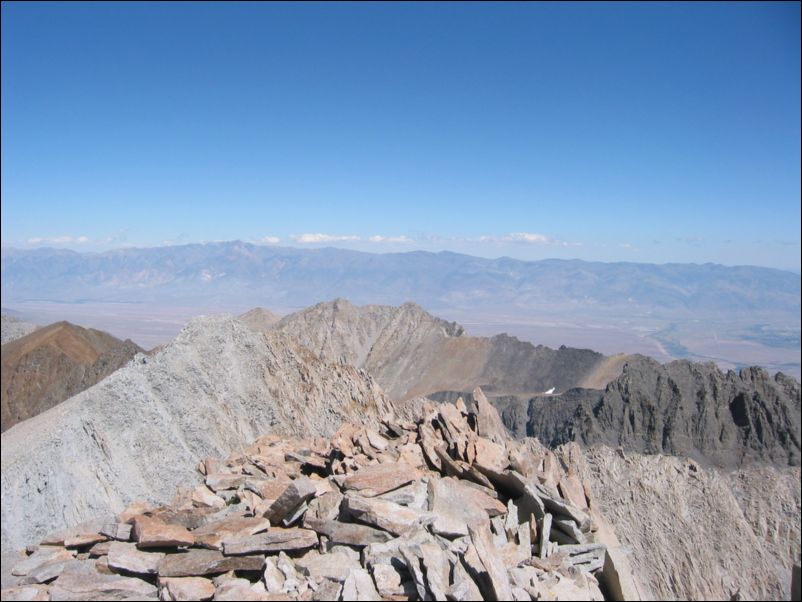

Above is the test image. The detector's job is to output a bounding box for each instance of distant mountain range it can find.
[2,242,799,318]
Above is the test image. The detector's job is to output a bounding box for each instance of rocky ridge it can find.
[1,315,389,550]
[271,299,614,401]
[468,356,801,469]
[1,392,641,601]
[1,321,144,431]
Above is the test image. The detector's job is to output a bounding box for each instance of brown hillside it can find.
[0,321,143,431]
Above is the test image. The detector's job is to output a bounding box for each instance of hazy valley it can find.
[3,243,799,378]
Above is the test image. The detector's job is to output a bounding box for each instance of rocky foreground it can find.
[1,391,639,601]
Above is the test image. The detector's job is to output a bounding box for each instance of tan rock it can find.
[158,549,265,577]
[305,490,343,521]
[472,387,509,444]
[205,473,248,491]
[371,564,416,598]
[473,437,508,474]
[262,557,285,593]
[558,473,589,510]
[418,542,450,601]
[221,527,318,555]
[64,533,107,548]
[18,557,80,585]
[132,516,194,548]
[0,585,50,601]
[397,442,427,469]
[449,557,483,601]
[107,541,164,574]
[160,576,216,601]
[264,477,317,524]
[342,462,420,497]
[88,541,112,557]
[427,477,490,538]
[11,546,74,576]
[341,568,381,601]
[191,486,226,510]
[468,521,514,601]
[117,501,154,524]
[294,549,361,582]
[192,515,271,550]
[343,495,426,536]
[213,578,271,600]
[48,560,158,600]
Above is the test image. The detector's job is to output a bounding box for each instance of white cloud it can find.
[471,232,582,247]
[292,233,360,243]
[368,235,414,244]
[256,236,281,245]
[503,232,551,244]
[25,235,91,245]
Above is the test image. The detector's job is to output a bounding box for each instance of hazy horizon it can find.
[3,239,802,274]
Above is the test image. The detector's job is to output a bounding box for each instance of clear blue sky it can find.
[2,2,800,270]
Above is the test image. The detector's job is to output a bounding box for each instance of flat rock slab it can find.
[204,473,248,491]
[12,546,74,577]
[344,495,426,536]
[159,577,216,601]
[192,515,270,550]
[19,558,81,585]
[222,527,318,555]
[132,516,194,548]
[342,463,420,497]
[158,549,265,577]
[107,541,164,574]
[0,585,50,601]
[63,533,107,549]
[48,560,158,600]
[303,518,391,546]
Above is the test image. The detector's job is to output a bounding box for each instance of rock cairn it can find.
[2,389,626,601]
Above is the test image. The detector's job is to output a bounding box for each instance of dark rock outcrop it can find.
[465,356,801,468]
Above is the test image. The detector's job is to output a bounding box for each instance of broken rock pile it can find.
[2,389,627,601]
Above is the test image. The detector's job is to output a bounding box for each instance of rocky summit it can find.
[269,299,617,401]
[1,394,640,602]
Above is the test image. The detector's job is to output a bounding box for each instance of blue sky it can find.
[2,2,800,270]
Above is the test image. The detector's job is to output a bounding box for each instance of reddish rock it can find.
[132,516,194,548]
